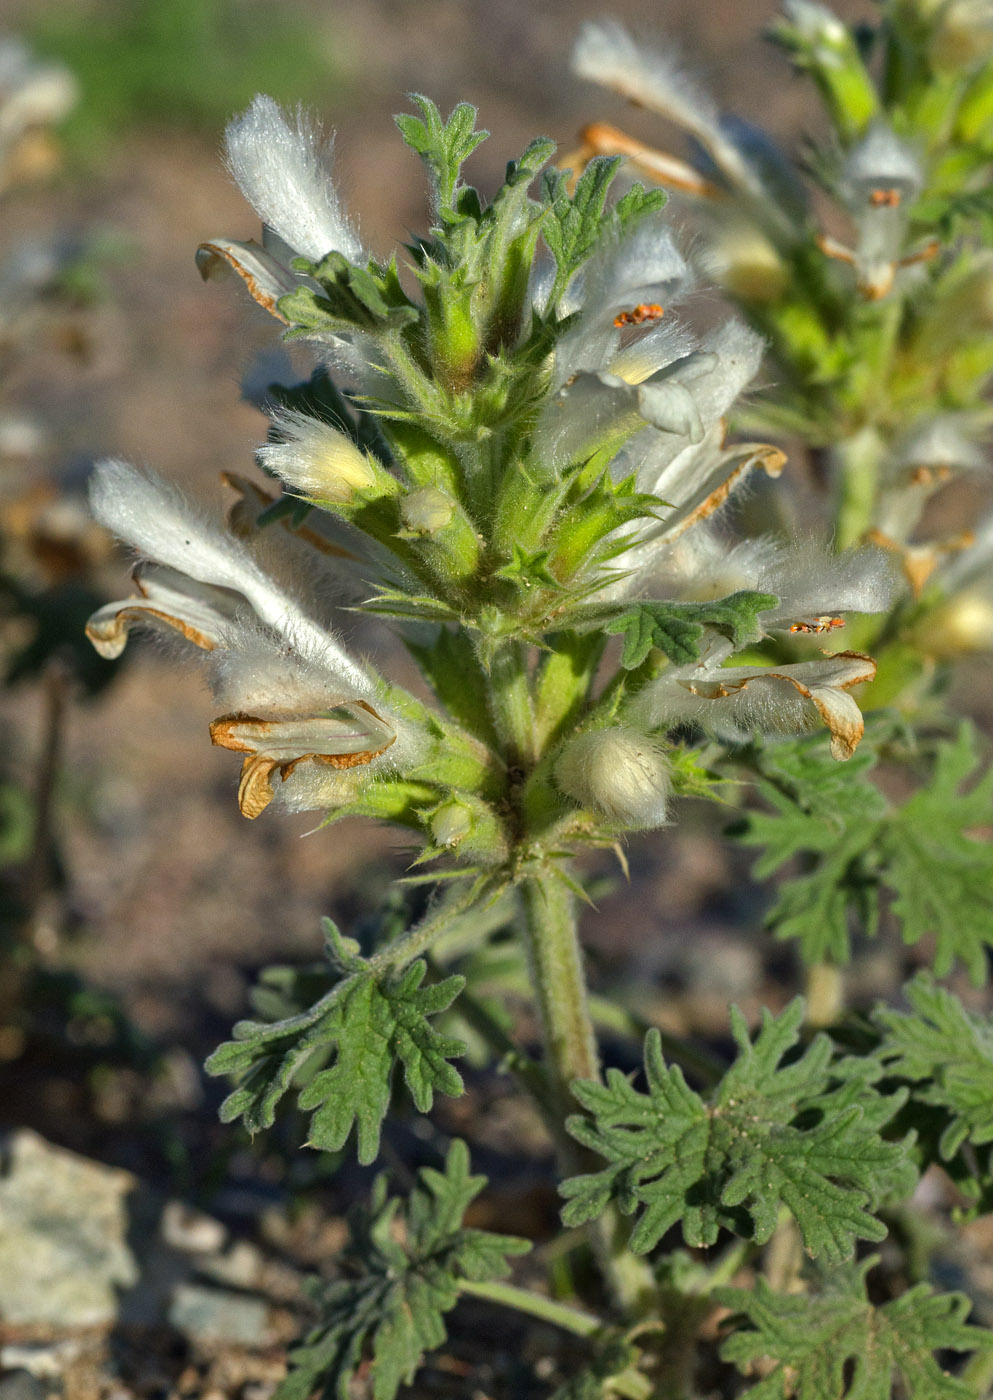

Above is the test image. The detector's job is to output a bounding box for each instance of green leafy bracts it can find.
[876,974,993,1159]
[593,591,777,669]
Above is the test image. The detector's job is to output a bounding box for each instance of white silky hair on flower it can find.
[686,319,766,427]
[257,408,378,501]
[608,318,698,387]
[891,415,988,475]
[642,529,783,602]
[562,214,690,320]
[843,124,924,201]
[89,459,372,694]
[572,20,764,200]
[555,726,671,828]
[642,530,895,621]
[225,95,366,265]
[572,21,720,154]
[206,616,369,712]
[756,540,897,622]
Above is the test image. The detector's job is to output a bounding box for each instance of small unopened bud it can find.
[931,0,993,73]
[401,486,455,534]
[915,590,993,656]
[257,408,379,502]
[430,799,473,847]
[555,726,671,828]
[702,220,789,302]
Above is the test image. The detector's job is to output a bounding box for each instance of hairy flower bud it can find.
[555,726,671,828]
[401,487,455,534]
[914,590,993,657]
[257,409,380,502]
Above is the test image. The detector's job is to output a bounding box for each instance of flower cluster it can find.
[87,92,889,851]
[570,1,993,704]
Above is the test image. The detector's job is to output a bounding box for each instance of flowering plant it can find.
[87,5,993,1393]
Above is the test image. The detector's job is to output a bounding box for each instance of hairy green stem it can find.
[833,426,884,550]
[488,640,538,765]
[518,873,656,1317]
[459,1277,602,1337]
[518,874,600,1123]
[373,882,493,974]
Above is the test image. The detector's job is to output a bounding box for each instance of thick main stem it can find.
[519,872,656,1317]
[518,874,600,1147]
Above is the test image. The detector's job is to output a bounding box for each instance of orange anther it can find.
[789,615,845,634]
[613,303,665,328]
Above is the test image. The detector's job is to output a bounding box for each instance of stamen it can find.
[613,303,665,328]
[789,615,845,634]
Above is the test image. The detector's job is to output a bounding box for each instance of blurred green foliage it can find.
[27,0,347,159]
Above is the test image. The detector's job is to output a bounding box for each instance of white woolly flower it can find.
[205,619,413,819]
[540,315,765,480]
[552,219,690,391]
[224,95,366,265]
[633,647,877,760]
[88,460,371,693]
[257,408,380,502]
[636,528,895,629]
[571,21,764,201]
[555,726,671,827]
[84,461,428,818]
[822,125,926,299]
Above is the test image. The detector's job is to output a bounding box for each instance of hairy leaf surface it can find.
[718,1261,991,1399]
[561,1001,910,1260]
[206,919,465,1163]
[275,1141,529,1400]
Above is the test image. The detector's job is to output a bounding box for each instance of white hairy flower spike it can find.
[88,459,372,695]
[555,726,671,827]
[257,409,380,502]
[224,95,366,265]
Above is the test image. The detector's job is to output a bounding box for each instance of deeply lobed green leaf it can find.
[717,1259,992,1400]
[561,1001,912,1260]
[275,1141,530,1400]
[206,919,466,1163]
